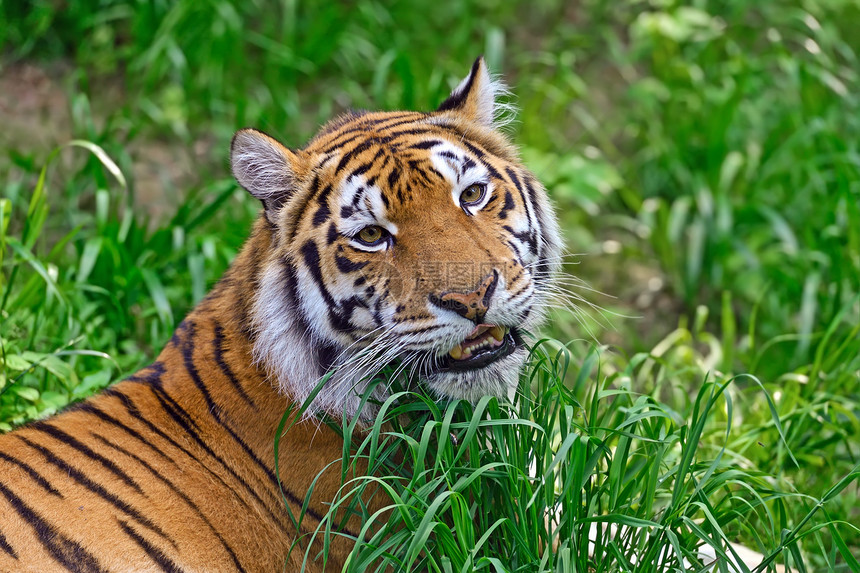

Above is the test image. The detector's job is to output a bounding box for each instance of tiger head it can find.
[230,58,561,419]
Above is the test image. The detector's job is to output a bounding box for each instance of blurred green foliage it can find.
[2,0,859,567]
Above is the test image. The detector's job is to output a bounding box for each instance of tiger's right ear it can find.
[436,57,503,128]
[231,128,298,222]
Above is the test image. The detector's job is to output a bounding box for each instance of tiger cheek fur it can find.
[0,57,561,571]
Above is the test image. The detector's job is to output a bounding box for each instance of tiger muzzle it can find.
[428,270,498,323]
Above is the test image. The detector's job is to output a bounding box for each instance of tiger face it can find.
[232,58,561,418]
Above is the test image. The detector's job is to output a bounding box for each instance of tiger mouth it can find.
[437,324,519,372]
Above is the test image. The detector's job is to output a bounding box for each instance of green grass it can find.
[2,0,859,569]
[284,341,858,571]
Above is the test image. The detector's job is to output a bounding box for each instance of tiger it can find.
[0,57,561,572]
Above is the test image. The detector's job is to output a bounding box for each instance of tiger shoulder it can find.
[0,57,561,572]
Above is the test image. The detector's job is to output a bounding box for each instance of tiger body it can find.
[0,58,561,571]
[0,299,338,571]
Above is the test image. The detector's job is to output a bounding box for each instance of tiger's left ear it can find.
[231,128,298,223]
[436,57,502,127]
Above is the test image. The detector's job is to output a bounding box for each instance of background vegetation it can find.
[1,0,858,570]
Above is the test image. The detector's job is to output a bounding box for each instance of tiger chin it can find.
[0,58,561,572]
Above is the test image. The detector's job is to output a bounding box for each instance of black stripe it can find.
[481,158,503,182]
[340,204,355,219]
[349,158,375,178]
[306,173,320,198]
[0,481,107,572]
[334,141,372,175]
[439,149,461,164]
[321,132,365,154]
[506,166,537,237]
[430,122,514,162]
[460,137,484,158]
[523,175,546,257]
[398,324,444,335]
[327,292,369,334]
[326,222,339,245]
[72,402,178,468]
[100,387,257,518]
[141,328,303,531]
[0,529,17,560]
[361,112,424,129]
[457,139,503,180]
[312,110,366,139]
[508,267,525,285]
[301,240,337,308]
[534,259,552,285]
[0,451,63,497]
[504,166,522,193]
[335,254,368,273]
[338,115,428,142]
[315,113,421,149]
[376,126,440,143]
[481,270,499,309]
[126,375,204,437]
[181,322,257,441]
[498,190,515,219]
[350,185,365,208]
[507,280,530,300]
[116,375,356,547]
[328,308,353,333]
[425,164,445,182]
[125,360,167,383]
[407,160,434,185]
[316,152,336,168]
[226,254,260,341]
[503,224,538,255]
[172,320,224,422]
[28,422,143,494]
[212,323,257,409]
[507,239,524,261]
[311,183,333,227]
[387,166,401,189]
[94,435,246,573]
[377,154,391,173]
[16,435,173,546]
[117,520,184,573]
[516,302,534,322]
[122,377,289,531]
[408,139,442,150]
[436,58,481,112]
[90,435,173,490]
[378,183,390,209]
[282,258,317,350]
[316,343,340,373]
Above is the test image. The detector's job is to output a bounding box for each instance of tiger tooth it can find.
[449,345,463,360]
[490,325,505,342]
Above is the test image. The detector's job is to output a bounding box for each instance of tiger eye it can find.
[357,226,384,244]
[460,184,485,205]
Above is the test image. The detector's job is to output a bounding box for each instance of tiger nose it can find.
[428,271,498,323]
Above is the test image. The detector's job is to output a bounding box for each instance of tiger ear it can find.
[436,56,504,127]
[231,128,298,222]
